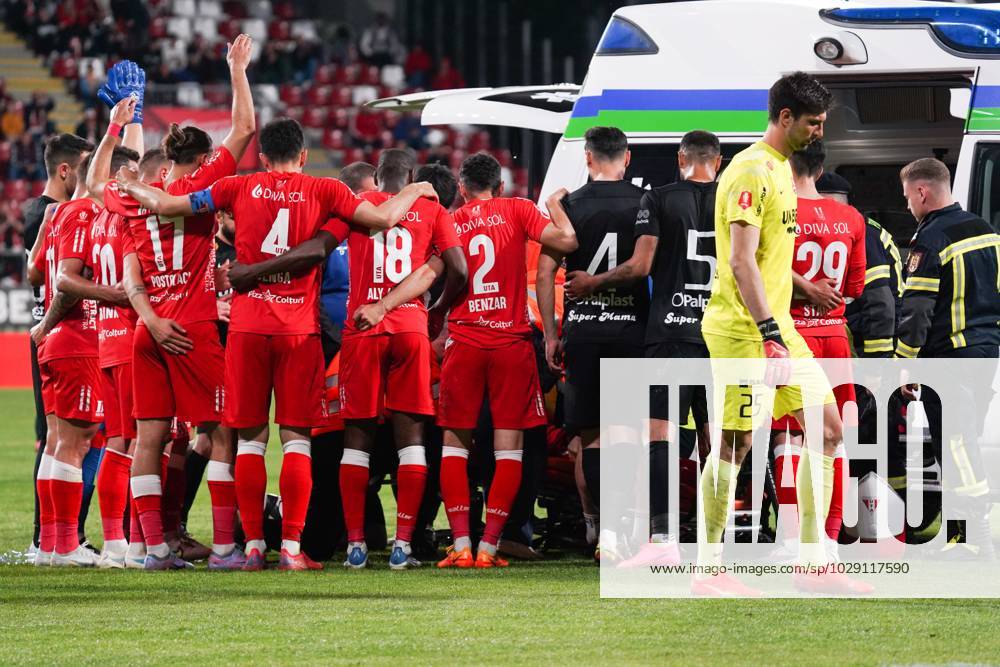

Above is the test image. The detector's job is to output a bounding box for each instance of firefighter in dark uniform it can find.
[897,158,1000,559]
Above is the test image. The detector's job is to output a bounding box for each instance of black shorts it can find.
[645,340,709,426]
[563,337,644,431]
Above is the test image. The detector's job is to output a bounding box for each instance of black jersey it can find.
[214,234,236,345]
[23,195,57,323]
[561,180,648,343]
[636,180,716,345]
[846,217,902,357]
[896,203,1000,358]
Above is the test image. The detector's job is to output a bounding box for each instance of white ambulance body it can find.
[371,0,1000,242]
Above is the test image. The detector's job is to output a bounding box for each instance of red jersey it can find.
[34,198,101,362]
[86,207,138,368]
[448,197,550,348]
[341,190,461,338]
[107,146,237,325]
[790,197,866,335]
[208,171,361,335]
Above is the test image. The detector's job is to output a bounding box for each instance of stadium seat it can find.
[343,148,364,164]
[305,85,332,107]
[166,17,193,41]
[78,57,105,79]
[203,86,229,107]
[322,128,345,150]
[245,0,273,20]
[329,108,350,130]
[253,84,279,106]
[0,141,11,166]
[176,82,205,107]
[302,107,327,129]
[290,20,318,43]
[279,83,303,106]
[273,1,295,20]
[268,20,290,42]
[5,180,30,204]
[149,17,168,40]
[216,17,240,41]
[30,180,45,197]
[351,85,378,106]
[284,106,304,123]
[173,0,197,17]
[494,148,513,167]
[380,65,405,90]
[333,88,353,109]
[240,18,267,45]
[314,64,336,86]
[222,0,247,18]
[192,17,219,42]
[360,65,381,86]
[198,0,224,18]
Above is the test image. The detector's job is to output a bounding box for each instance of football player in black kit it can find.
[536,126,648,560]
[560,130,721,565]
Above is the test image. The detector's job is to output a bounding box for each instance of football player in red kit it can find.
[105,34,256,569]
[435,153,577,568]
[27,155,131,566]
[771,141,866,572]
[120,120,441,570]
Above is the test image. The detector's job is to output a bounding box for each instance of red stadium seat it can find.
[5,179,30,203]
[301,107,327,129]
[0,140,11,166]
[368,148,383,166]
[274,1,295,20]
[343,148,364,164]
[279,83,303,106]
[332,87,353,109]
[322,128,346,150]
[353,110,381,144]
[360,65,381,86]
[217,18,240,41]
[203,86,229,107]
[513,167,529,186]
[494,149,513,168]
[222,0,247,18]
[284,106,304,123]
[305,84,332,107]
[329,108,350,131]
[314,64,336,86]
[450,150,467,169]
[268,20,290,41]
[469,130,491,153]
[149,17,167,40]
[30,180,46,197]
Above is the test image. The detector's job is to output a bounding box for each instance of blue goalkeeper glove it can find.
[96,60,127,108]
[97,60,146,124]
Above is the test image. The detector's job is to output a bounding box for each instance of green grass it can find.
[2,388,1000,665]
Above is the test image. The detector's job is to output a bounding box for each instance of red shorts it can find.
[101,363,136,440]
[438,338,547,430]
[340,332,434,420]
[40,362,55,416]
[773,333,856,431]
[132,320,225,424]
[41,357,103,423]
[224,331,326,429]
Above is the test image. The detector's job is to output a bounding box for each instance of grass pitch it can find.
[2,388,1000,665]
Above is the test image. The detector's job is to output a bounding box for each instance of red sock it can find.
[206,460,236,548]
[825,446,846,540]
[50,462,84,555]
[440,447,471,542]
[235,441,267,542]
[279,441,312,542]
[97,449,131,542]
[339,449,370,543]
[37,454,55,552]
[773,442,801,505]
[131,475,164,547]
[128,491,144,543]
[483,452,523,547]
[395,446,427,543]
[162,448,186,539]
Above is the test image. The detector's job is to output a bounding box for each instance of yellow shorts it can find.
[703,330,834,432]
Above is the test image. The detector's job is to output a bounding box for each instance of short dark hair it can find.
[458,152,501,195]
[163,123,213,164]
[111,146,140,173]
[139,148,169,179]
[789,140,825,179]
[43,133,93,177]
[679,130,720,163]
[376,148,415,191]
[900,157,951,186]
[259,118,305,164]
[768,71,832,122]
[339,161,375,194]
[415,163,458,209]
[583,126,628,161]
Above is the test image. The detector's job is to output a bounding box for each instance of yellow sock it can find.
[698,456,736,566]
[797,450,836,565]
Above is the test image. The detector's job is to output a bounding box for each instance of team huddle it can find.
[24,36,1000,591]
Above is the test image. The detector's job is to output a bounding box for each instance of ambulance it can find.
[371,0,1000,244]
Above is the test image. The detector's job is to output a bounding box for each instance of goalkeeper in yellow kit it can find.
[695,72,871,596]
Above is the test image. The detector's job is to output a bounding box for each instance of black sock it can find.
[32,443,44,545]
[181,450,210,526]
[582,448,600,506]
[649,440,670,536]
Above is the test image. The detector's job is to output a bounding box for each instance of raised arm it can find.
[87,97,138,203]
[220,34,256,162]
[351,182,439,231]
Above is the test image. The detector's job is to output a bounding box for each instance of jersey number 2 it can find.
[469,234,499,294]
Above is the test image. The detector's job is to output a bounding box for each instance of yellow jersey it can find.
[701,141,799,341]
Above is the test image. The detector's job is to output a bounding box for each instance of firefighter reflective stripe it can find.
[904,276,940,292]
[865,264,891,285]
